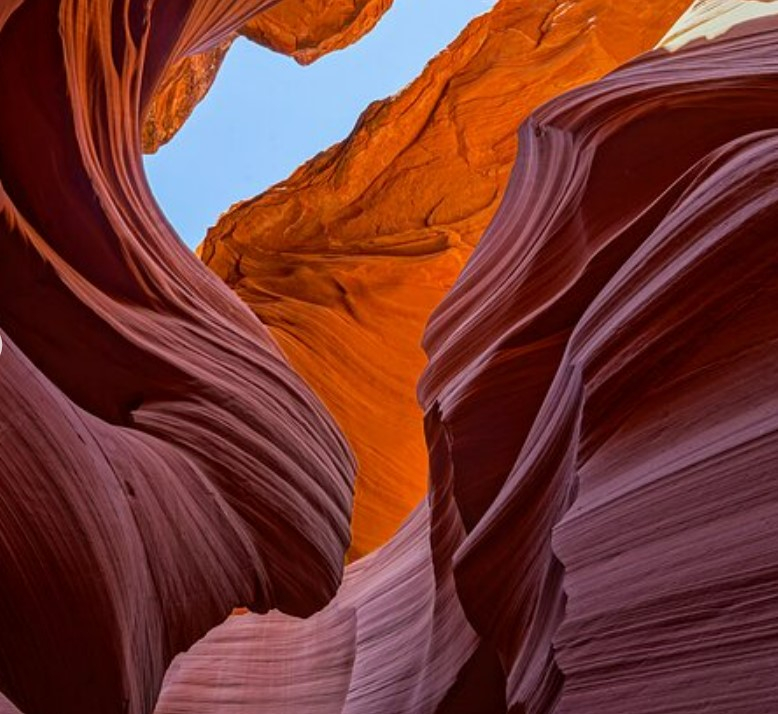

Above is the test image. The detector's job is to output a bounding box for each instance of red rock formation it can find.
[156,504,486,714]
[4,0,778,712]
[422,15,778,713]
[0,1,353,712]
[201,0,691,558]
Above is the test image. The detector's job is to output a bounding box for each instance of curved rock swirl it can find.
[422,17,778,713]
[0,1,353,713]
[158,14,778,714]
[3,1,778,713]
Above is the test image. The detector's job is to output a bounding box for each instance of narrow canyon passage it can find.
[149,0,691,560]
[0,1,777,713]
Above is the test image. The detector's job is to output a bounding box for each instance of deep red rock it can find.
[156,13,778,714]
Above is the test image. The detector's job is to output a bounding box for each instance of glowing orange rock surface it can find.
[143,39,232,153]
[200,0,690,558]
[159,14,778,713]
[4,0,778,711]
[242,0,394,65]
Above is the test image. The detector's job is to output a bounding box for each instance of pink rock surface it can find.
[423,18,778,713]
[155,505,485,714]
[0,1,353,712]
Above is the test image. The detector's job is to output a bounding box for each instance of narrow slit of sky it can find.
[144,0,496,248]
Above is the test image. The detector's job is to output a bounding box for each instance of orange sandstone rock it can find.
[143,40,232,154]
[200,0,690,559]
[242,0,394,65]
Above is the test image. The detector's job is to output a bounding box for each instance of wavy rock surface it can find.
[156,10,778,714]
[3,0,778,712]
[156,503,485,714]
[422,14,778,713]
[201,0,690,558]
[142,0,393,152]
[0,1,353,712]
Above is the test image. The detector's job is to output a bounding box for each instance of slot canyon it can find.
[1,0,777,712]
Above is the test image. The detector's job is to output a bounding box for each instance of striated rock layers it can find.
[0,1,354,713]
[201,0,691,558]
[2,0,778,713]
[159,11,778,713]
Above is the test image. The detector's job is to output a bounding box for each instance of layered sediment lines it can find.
[158,9,778,714]
[156,504,486,714]
[201,0,690,558]
[0,1,353,713]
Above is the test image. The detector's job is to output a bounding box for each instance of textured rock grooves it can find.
[201,0,691,558]
[0,1,354,713]
[1,2,778,714]
[425,19,778,712]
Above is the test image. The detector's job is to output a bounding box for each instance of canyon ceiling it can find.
[0,0,777,713]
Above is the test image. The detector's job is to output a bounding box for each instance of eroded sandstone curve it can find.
[0,1,354,712]
[422,15,778,713]
[3,0,778,712]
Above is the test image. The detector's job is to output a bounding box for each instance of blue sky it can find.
[144,0,494,248]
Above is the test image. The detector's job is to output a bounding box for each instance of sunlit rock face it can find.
[142,39,232,153]
[658,0,778,48]
[241,0,394,64]
[0,1,354,712]
[3,0,778,713]
[200,0,691,558]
